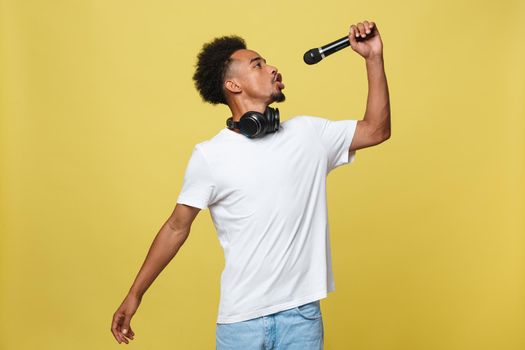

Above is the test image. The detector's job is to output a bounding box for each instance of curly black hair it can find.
[192,36,247,105]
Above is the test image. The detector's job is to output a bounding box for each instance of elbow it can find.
[166,219,191,240]
[372,127,391,145]
[369,115,391,144]
[379,117,391,143]
[382,115,391,141]
[382,128,391,142]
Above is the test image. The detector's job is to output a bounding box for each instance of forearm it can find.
[363,55,391,140]
[127,221,190,300]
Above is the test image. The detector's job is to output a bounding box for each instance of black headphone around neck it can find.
[226,106,280,138]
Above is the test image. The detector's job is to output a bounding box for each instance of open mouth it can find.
[274,73,285,89]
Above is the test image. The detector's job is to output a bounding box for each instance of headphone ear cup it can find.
[239,111,266,138]
[236,108,280,138]
[264,107,280,133]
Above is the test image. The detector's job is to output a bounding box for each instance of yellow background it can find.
[1,0,524,349]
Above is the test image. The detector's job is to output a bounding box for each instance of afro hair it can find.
[192,36,247,105]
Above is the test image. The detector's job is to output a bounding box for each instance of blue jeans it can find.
[216,300,324,350]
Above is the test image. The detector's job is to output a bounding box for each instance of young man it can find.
[111,20,390,349]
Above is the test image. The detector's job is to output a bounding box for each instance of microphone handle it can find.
[319,36,350,58]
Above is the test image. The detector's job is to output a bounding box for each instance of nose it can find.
[267,64,277,74]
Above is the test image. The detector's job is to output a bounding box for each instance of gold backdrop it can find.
[1,0,524,349]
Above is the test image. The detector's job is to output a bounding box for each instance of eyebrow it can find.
[250,57,267,64]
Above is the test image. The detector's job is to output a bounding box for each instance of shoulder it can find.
[192,129,228,150]
[282,115,323,129]
[282,116,333,135]
[192,140,213,158]
[191,129,236,160]
[283,115,320,123]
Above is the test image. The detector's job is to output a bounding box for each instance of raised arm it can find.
[347,20,391,152]
[111,203,201,344]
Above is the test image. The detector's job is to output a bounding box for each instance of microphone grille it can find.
[303,49,322,65]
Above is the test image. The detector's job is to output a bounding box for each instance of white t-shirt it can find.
[176,115,358,324]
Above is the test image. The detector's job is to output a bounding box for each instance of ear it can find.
[224,79,242,94]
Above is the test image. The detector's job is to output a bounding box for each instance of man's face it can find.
[226,49,285,104]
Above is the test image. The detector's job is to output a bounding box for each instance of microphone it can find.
[303,36,353,65]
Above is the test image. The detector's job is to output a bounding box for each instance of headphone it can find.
[226,106,280,138]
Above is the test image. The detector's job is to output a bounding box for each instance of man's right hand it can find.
[111,294,141,344]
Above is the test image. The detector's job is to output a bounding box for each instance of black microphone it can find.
[303,36,352,65]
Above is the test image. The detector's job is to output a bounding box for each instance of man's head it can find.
[193,36,285,108]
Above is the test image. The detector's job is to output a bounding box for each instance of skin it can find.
[347,20,391,150]
[223,49,286,123]
[110,19,390,344]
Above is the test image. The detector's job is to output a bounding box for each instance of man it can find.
[111,20,390,349]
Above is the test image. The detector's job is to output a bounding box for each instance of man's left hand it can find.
[348,20,383,60]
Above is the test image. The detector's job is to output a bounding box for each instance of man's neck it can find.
[228,99,268,122]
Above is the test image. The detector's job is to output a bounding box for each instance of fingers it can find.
[111,312,135,344]
[125,326,135,338]
[357,22,366,37]
[363,21,373,35]
[349,25,358,47]
[121,315,135,342]
[349,20,376,38]
[111,313,125,344]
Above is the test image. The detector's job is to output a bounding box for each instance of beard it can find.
[270,90,286,103]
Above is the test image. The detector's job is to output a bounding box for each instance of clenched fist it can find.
[348,20,383,59]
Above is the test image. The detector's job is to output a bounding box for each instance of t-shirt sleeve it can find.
[176,145,216,210]
[303,116,358,172]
